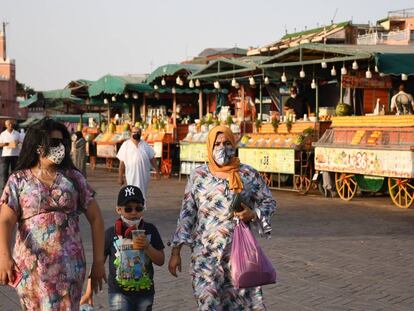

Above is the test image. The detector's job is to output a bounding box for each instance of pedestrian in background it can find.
[117,127,161,202]
[72,131,87,177]
[0,119,22,186]
[0,118,106,310]
[168,125,276,310]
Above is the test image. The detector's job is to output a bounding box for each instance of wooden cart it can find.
[314,115,414,208]
[238,121,330,193]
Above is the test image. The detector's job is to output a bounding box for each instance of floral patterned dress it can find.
[1,169,95,311]
[172,164,276,311]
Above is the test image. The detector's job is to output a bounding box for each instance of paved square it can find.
[1,167,414,310]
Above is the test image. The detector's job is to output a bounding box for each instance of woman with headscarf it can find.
[168,125,276,310]
[71,131,87,177]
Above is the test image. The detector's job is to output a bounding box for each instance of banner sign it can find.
[315,147,414,178]
[97,144,117,158]
[180,143,208,162]
[238,148,295,174]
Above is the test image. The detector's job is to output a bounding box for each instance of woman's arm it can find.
[0,204,18,285]
[84,199,107,293]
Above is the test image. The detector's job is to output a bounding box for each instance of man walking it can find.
[117,127,160,202]
[0,119,22,186]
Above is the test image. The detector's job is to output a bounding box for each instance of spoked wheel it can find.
[335,173,358,201]
[388,178,414,208]
[260,172,272,187]
[294,164,313,194]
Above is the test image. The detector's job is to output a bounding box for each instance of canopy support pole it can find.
[241,84,245,134]
[173,93,177,127]
[132,102,136,124]
[315,79,319,121]
[259,82,263,121]
[143,95,147,122]
[198,91,203,120]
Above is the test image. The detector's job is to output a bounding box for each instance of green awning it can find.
[375,53,414,75]
[88,74,149,97]
[19,94,39,108]
[146,64,204,84]
[19,116,43,127]
[19,90,84,108]
[49,113,104,123]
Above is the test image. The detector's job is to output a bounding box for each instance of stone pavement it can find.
[1,167,414,310]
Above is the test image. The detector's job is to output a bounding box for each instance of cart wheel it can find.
[294,164,313,194]
[388,178,414,208]
[335,173,358,201]
[160,159,172,177]
[260,172,272,187]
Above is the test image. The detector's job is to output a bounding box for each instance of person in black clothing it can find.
[81,185,165,310]
[283,86,307,119]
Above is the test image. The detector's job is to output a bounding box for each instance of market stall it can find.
[238,120,329,193]
[314,115,414,208]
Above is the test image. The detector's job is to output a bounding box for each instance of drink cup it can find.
[132,229,146,250]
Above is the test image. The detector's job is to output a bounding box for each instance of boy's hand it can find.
[135,234,149,250]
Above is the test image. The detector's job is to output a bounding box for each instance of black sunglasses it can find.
[123,206,144,213]
[50,138,64,147]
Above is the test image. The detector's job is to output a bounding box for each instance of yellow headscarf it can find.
[207,126,243,193]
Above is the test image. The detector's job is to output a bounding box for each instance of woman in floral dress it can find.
[0,118,106,310]
[168,126,276,310]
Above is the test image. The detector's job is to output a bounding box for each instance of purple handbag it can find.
[231,220,276,289]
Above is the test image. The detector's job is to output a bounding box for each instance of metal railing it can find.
[388,8,414,19]
[357,29,413,45]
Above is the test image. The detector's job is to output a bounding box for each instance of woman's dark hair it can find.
[15,118,77,171]
[75,131,84,141]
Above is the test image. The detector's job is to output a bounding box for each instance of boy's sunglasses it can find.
[123,206,144,213]
[50,138,64,147]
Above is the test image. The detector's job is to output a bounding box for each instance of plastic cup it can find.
[132,229,146,250]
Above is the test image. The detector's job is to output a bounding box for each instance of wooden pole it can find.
[132,102,136,124]
[173,93,177,127]
[143,95,147,123]
[315,79,319,121]
[198,91,203,120]
[241,84,245,133]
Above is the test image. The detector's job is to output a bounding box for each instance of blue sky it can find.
[2,0,413,90]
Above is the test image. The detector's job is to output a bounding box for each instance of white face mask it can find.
[291,94,297,99]
[121,216,142,227]
[213,146,235,166]
[46,143,66,165]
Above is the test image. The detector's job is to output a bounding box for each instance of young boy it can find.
[81,185,165,311]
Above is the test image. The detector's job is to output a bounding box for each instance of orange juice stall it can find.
[314,115,414,208]
[238,120,330,193]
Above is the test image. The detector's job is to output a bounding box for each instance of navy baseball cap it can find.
[117,185,145,206]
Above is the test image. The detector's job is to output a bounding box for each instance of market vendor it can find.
[283,86,308,119]
[391,84,414,115]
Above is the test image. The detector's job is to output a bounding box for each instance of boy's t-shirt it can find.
[105,221,164,296]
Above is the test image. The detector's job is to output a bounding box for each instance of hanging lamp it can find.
[402,73,408,81]
[299,67,305,78]
[231,78,237,87]
[341,63,347,75]
[264,76,270,85]
[189,80,194,88]
[352,60,359,70]
[161,78,166,86]
[281,72,287,83]
[365,67,372,79]
[331,66,336,76]
[195,79,200,87]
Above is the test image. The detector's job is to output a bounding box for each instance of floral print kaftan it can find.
[172,164,276,311]
[1,169,95,311]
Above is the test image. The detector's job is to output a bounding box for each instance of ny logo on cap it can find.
[124,186,135,197]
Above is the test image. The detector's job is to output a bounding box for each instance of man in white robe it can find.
[117,127,161,201]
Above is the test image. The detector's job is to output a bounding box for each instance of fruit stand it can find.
[238,120,330,193]
[314,115,414,208]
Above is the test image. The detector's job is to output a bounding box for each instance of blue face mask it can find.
[213,146,235,166]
